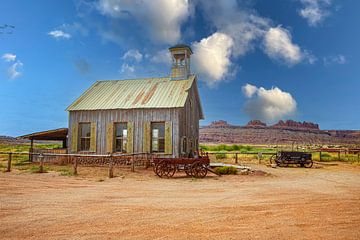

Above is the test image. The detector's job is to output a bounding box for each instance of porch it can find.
[19,128,68,162]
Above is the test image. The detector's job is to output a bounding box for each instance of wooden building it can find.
[66,44,204,157]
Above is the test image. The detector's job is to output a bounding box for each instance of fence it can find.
[1,149,359,178]
[0,151,156,178]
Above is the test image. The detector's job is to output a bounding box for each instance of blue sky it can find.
[1,0,359,136]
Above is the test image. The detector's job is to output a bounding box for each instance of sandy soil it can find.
[1,163,360,240]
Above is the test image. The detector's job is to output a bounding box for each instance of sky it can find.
[1,0,359,136]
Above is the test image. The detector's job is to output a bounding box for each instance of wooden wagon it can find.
[153,152,214,178]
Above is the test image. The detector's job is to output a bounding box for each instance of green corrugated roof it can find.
[66,75,196,111]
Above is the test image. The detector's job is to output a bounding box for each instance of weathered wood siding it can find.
[68,108,181,157]
[178,79,201,156]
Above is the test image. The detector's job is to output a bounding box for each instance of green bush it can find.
[215,153,226,160]
[215,166,238,175]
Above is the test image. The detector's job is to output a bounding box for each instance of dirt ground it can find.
[1,162,360,240]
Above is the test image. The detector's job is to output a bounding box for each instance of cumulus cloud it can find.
[120,63,135,73]
[192,32,234,87]
[242,84,297,123]
[2,53,16,62]
[2,53,23,79]
[323,54,346,66]
[263,26,306,66]
[8,61,23,79]
[298,0,332,26]
[242,83,258,98]
[122,49,143,62]
[48,30,71,39]
[192,1,311,84]
[150,49,172,65]
[197,1,270,58]
[97,0,191,44]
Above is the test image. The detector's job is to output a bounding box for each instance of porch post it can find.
[62,139,67,148]
[29,138,34,162]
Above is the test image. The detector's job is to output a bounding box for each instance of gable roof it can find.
[66,75,201,114]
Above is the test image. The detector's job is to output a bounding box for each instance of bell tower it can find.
[169,44,193,80]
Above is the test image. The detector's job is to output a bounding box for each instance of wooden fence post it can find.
[145,153,149,169]
[131,156,135,172]
[6,153,12,172]
[319,151,322,161]
[258,152,263,164]
[39,154,44,173]
[235,153,238,164]
[338,151,340,160]
[73,157,78,175]
[108,156,114,178]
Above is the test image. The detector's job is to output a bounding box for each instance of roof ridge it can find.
[96,76,170,82]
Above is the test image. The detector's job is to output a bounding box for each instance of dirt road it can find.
[1,163,360,239]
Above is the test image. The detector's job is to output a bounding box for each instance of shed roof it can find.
[19,128,68,141]
[66,75,199,112]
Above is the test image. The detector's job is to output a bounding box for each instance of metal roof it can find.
[19,128,68,140]
[169,44,193,54]
[67,75,196,111]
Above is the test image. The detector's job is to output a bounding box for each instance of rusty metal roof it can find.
[67,75,196,111]
[19,128,68,140]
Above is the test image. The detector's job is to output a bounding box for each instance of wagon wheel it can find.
[155,160,176,178]
[296,158,304,168]
[303,159,313,168]
[191,161,207,178]
[269,154,277,164]
[184,164,192,176]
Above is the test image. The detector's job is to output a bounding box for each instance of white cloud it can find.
[150,49,172,65]
[298,0,332,26]
[122,49,143,62]
[243,84,297,123]
[2,53,23,79]
[120,63,135,73]
[98,0,191,44]
[8,61,23,79]
[242,84,258,98]
[263,26,303,65]
[48,30,71,39]
[323,54,347,66]
[2,53,16,62]
[196,1,270,58]
[192,32,234,87]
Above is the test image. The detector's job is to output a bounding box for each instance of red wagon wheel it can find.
[155,160,176,178]
[191,161,207,178]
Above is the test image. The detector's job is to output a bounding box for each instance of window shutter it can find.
[143,122,151,153]
[106,122,114,153]
[127,122,134,153]
[90,122,97,152]
[165,121,173,155]
[71,123,78,153]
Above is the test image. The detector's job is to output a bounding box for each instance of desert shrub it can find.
[215,166,238,175]
[321,153,332,158]
[215,153,226,160]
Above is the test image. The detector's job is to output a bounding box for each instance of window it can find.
[115,123,127,153]
[79,123,91,151]
[151,122,165,153]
